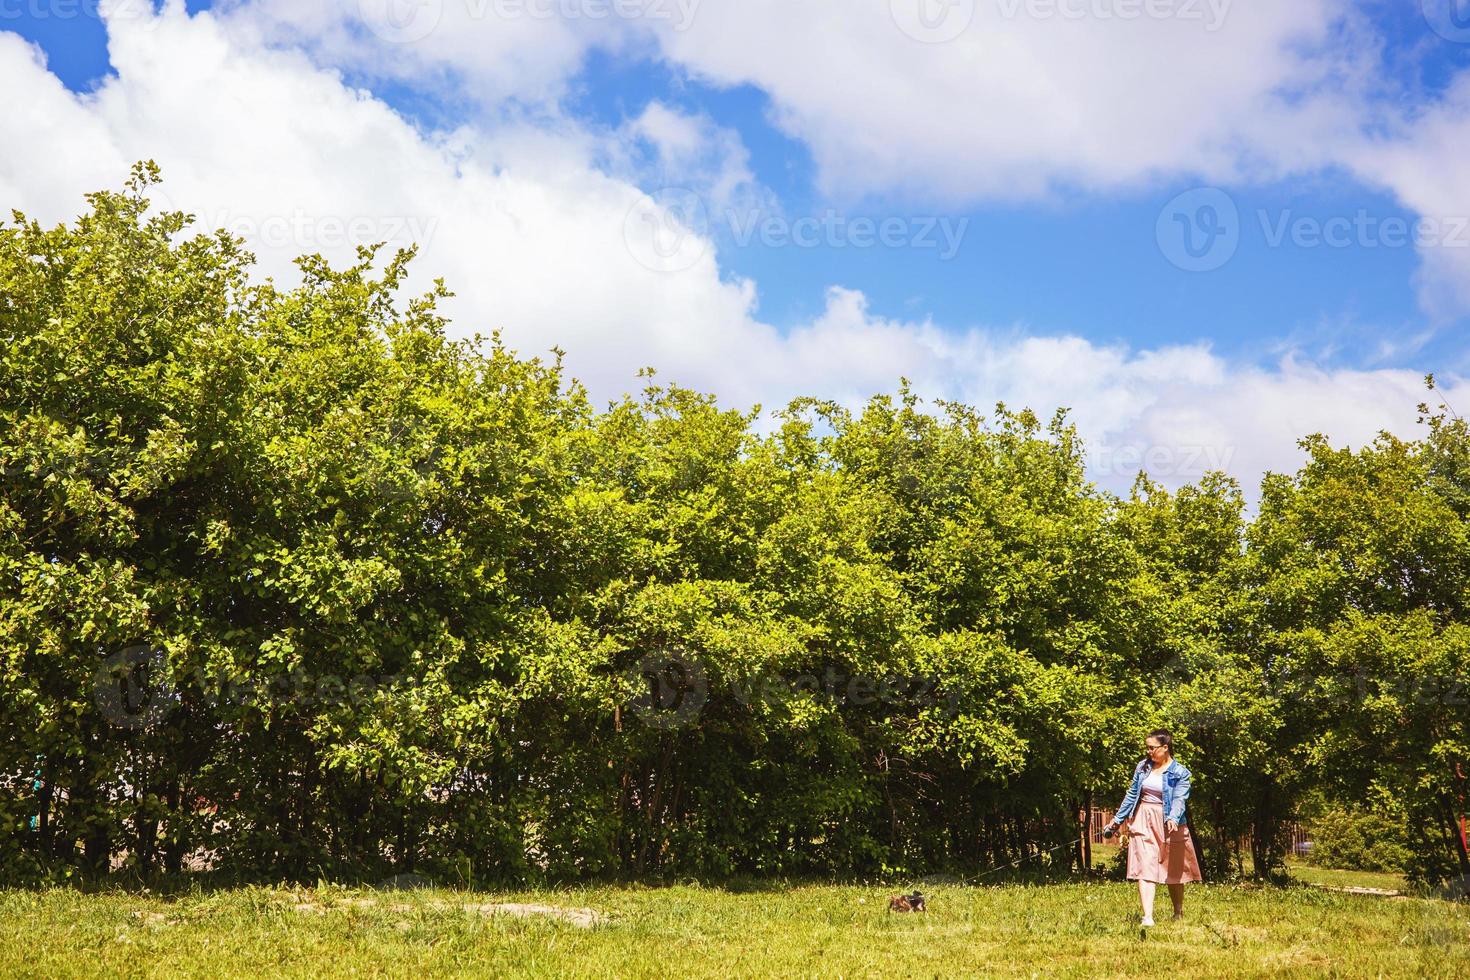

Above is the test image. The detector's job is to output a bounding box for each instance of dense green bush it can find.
[1,166,1467,888]
[1303,807,1413,874]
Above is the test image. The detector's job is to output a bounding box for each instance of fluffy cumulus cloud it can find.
[1344,71,1470,322]
[0,32,128,219]
[230,0,1361,202]
[0,2,1463,505]
[612,102,760,215]
[215,0,612,107]
[654,2,1470,321]
[221,0,1470,313]
[654,0,1361,202]
[778,291,1449,493]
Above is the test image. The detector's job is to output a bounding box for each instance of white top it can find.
[1141,760,1171,795]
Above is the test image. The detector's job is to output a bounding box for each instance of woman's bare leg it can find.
[1138,879,1156,921]
[1168,884,1184,918]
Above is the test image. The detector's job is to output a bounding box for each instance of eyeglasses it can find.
[1144,744,1163,751]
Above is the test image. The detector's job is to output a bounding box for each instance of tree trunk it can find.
[1082,789,1093,873]
[163,780,184,876]
[1443,793,1470,879]
[1189,818,1208,881]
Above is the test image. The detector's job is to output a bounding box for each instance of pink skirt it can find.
[1125,801,1202,884]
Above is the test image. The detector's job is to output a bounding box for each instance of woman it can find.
[1103,729,1202,928]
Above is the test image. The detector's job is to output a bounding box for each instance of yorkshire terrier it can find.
[888,891,927,912]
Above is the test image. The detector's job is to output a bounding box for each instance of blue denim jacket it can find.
[1109,758,1191,827]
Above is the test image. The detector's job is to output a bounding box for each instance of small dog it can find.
[888,891,927,913]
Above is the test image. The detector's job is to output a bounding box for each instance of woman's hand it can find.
[1165,820,1179,834]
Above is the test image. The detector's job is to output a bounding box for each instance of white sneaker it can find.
[1140,917,1155,928]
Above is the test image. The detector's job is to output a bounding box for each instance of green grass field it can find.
[1,880,1465,978]
[1285,863,1409,893]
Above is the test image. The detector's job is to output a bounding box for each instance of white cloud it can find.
[656,3,1470,320]
[653,0,1359,203]
[217,0,610,108]
[1,4,1461,508]
[614,101,756,214]
[217,0,1470,315]
[0,34,128,220]
[1345,72,1470,322]
[775,291,1449,498]
[241,0,1359,204]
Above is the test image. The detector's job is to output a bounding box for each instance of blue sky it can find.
[9,0,1466,369]
[4,1,1469,494]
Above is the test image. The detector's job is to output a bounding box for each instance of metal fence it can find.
[1084,807,1312,857]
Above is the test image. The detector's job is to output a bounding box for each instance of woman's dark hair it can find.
[1147,729,1173,749]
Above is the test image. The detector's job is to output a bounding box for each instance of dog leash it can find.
[954,835,1087,886]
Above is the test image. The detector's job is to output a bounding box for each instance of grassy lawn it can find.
[1093,840,1411,893]
[1285,863,1408,893]
[0,881,1466,978]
